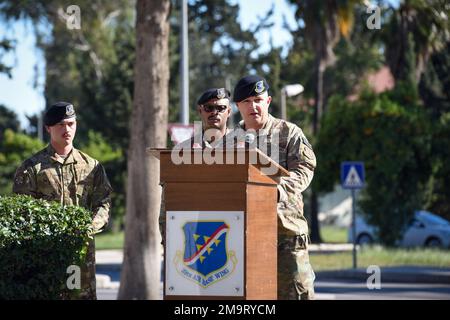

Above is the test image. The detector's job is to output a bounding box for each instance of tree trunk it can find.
[310,58,325,244]
[118,0,170,300]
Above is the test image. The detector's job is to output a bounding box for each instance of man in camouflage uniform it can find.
[161,88,233,239]
[232,75,316,300]
[13,101,112,300]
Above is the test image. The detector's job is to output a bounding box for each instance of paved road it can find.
[97,279,450,300]
[315,279,450,300]
[97,288,119,300]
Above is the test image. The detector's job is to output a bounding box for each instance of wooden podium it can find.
[149,148,289,300]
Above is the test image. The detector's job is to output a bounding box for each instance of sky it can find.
[0,20,46,127]
[0,0,397,128]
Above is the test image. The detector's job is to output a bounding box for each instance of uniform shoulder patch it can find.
[301,135,313,149]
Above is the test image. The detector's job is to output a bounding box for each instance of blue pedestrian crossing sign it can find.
[341,162,365,189]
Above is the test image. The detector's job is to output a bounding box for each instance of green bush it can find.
[0,195,93,299]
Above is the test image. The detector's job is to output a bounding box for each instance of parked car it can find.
[348,211,450,248]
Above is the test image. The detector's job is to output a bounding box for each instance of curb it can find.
[96,274,120,289]
[309,243,356,253]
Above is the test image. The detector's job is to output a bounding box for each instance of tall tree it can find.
[288,0,360,242]
[383,0,449,85]
[118,0,170,300]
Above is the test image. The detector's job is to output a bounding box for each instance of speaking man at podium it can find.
[232,75,317,300]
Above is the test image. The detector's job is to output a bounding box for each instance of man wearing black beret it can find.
[233,75,317,300]
[13,101,113,300]
[178,87,232,149]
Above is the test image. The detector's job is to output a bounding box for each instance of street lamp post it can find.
[38,110,43,141]
[280,83,304,120]
[180,0,189,125]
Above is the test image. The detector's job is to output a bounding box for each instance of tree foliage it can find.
[0,104,20,138]
[168,0,264,124]
[0,38,14,77]
[0,129,44,195]
[79,130,124,230]
[315,88,432,245]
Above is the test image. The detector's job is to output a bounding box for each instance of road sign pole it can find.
[352,189,357,269]
[341,161,364,270]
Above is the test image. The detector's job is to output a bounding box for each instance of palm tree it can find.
[289,0,360,243]
[383,0,449,85]
[118,0,170,299]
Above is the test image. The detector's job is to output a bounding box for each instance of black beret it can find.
[197,88,231,105]
[44,101,76,126]
[233,75,269,102]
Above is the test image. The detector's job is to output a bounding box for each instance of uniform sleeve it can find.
[12,162,37,196]
[91,163,113,234]
[277,127,316,203]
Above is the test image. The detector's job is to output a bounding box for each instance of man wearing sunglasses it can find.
[196,87,232,148]
[177,87,232,149]
[233,75,317,300]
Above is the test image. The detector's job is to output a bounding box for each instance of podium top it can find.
[147,147,289,178]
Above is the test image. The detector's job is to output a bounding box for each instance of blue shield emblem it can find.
[183,221,229,277]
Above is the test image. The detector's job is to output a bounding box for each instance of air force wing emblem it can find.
[174,221,237,288]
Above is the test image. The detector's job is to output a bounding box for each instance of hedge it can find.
[0,195,93,299]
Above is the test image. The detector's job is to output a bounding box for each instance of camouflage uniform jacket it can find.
[234,114,316,236]
[13,144,113,299]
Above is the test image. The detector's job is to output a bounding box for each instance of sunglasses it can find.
[202,104,228,113]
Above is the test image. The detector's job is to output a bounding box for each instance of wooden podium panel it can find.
[149,148,288,300]
[246,183,278,298]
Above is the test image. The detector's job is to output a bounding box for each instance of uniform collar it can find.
[46,144,79,165]
[237,114,276,135]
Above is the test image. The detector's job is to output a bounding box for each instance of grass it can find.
[314,225,450,270]
[310,246,450,271]
[320,225,348,243]
[95,231,124,250]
